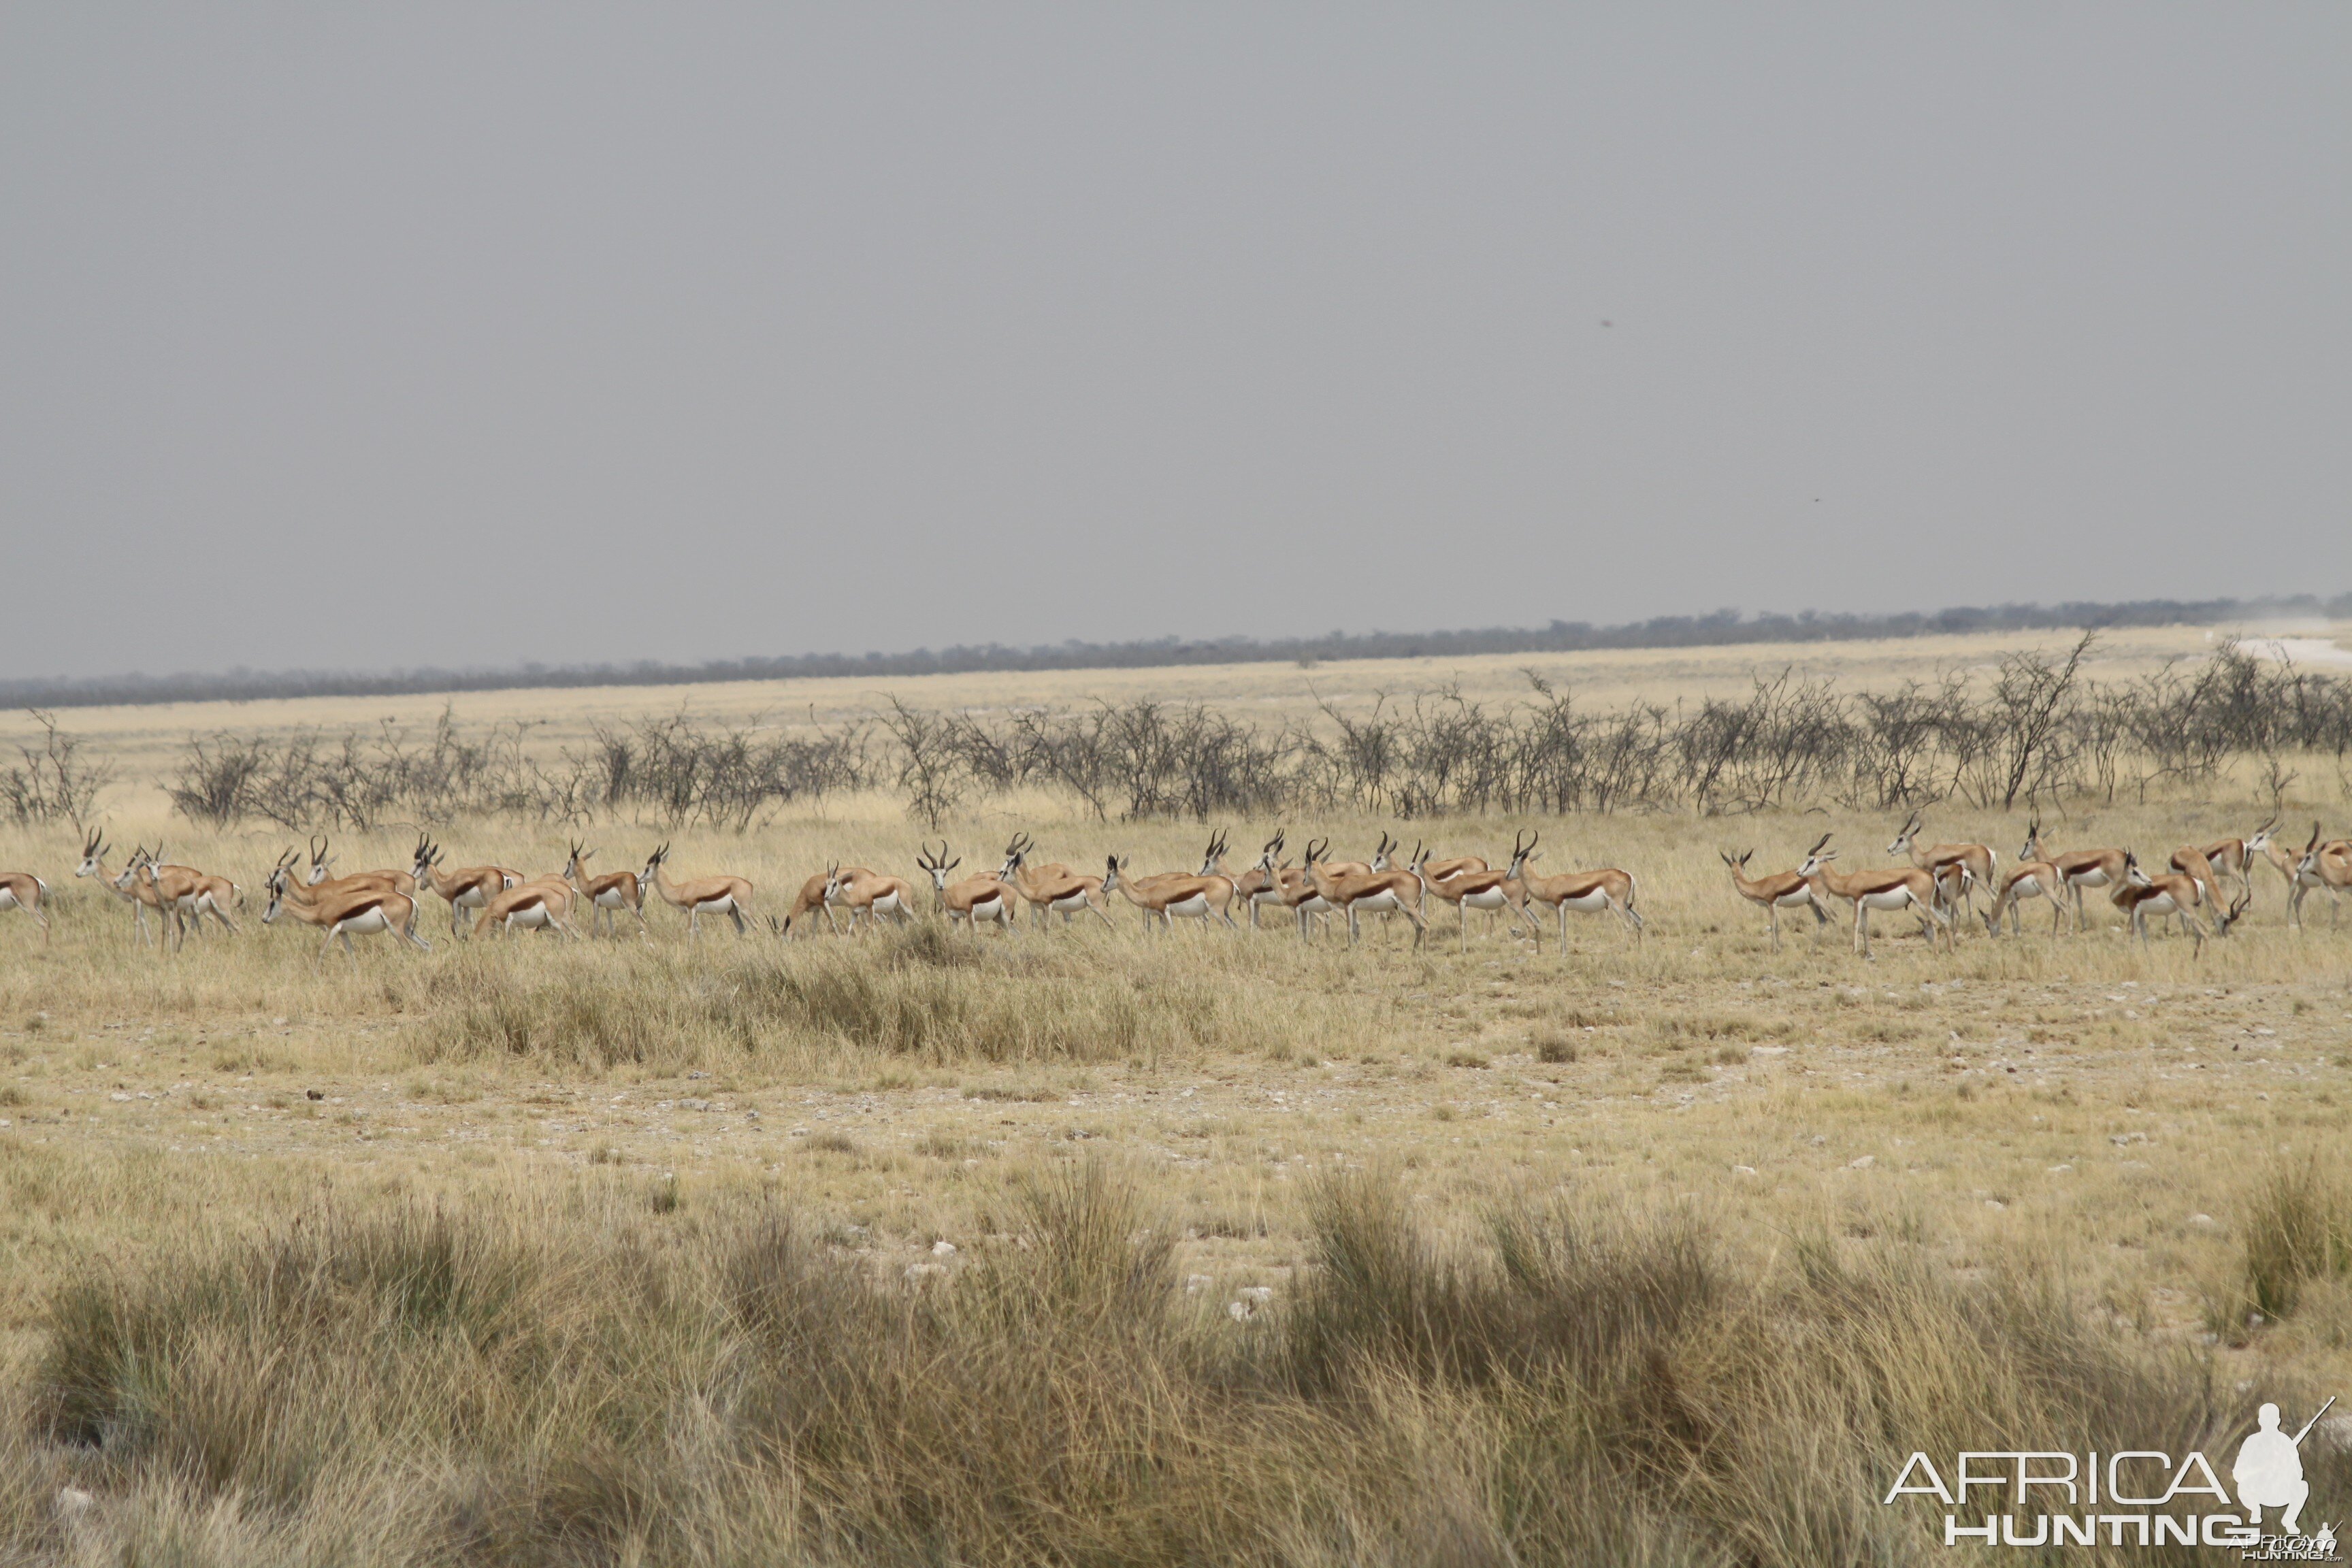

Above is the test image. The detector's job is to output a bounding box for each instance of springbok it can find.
[263,855,433,968]
[1103,853,1240,936]
[137,843,240,946]
[561,841,651,940]
[1888,812,1994,918]
[412,838,510,938]
[1982,853,2070,936]
[1414,832,1537,952]
[1797,838,1950,959]
[1516,847,1644,953]
[641,843,755,938]
[2166,843,2225,908]
[781,864,870,938]
[1199,830,1288,930]
[1001,836,1117,930]
[1720,839,1838,951]
[823,863,923,933]
[2019,820,2129,932]
[1300,837,1427,948]
[1419,844,1491,884]
[2112,852,2249,949]
[0,866,50,944]
[304,835,421,897]
[2287,823,2352,929]
[915,842,1023,936]
[2175,817,2274,905]
[2254,824,2345,902]
[78,833,166,945]
[474,875,581,941]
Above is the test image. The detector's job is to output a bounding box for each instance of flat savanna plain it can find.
[3,630,2351,1564]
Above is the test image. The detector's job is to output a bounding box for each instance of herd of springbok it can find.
[1723,813,2350,956]
[0,813,2346,964]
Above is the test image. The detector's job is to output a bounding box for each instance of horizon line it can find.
[6,591,2347,712]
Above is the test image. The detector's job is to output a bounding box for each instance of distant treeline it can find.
[7,592,2350,710]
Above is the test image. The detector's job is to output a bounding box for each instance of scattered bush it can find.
[1533,1030,1579,1064]
[0,710,114,829]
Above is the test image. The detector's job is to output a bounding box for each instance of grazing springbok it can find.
[1982,852,2071,936]
[641,843,755,938]
[1415,832,1537,952]
[1721,839,1838,951]
[1299,838,1427,948]
[781,864,870,938]
[2174,817,2275,905]
[1797,838,1949,959]
[2112,852,2248,949]
[1103,852,1241,936]
[1000,836,1117,930]
[0,866,50,944]
[2019,820,2130,932]
[1516,846,1644,953]
[560,841,651,939]
[263,854,433,968]
[823,863,923,933]
[915,842,1023,936]
[1888,812,1994,918]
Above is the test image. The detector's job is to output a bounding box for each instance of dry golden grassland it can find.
[1,633,2351,1564]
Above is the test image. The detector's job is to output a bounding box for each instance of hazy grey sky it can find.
[4,5,2347,681]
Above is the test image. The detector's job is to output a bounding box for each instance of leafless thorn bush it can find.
[0,710,116,830]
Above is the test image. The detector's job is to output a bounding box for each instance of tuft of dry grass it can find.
[2241,1154,2352,1321]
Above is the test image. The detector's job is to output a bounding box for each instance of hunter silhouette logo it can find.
[2236,1398,2329,1537]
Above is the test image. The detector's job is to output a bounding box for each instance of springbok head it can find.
[74,829,109,879]
[1256,830,1286,875]
[1209,830,1232,872]
[2296,822,2328,878]
[1505,829,1538,880]
[915,841,961,892]
[2246,815,2280,858]
[1887,811,1925,856]
[999,832,1034,879]
[1796,832,1836,879]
